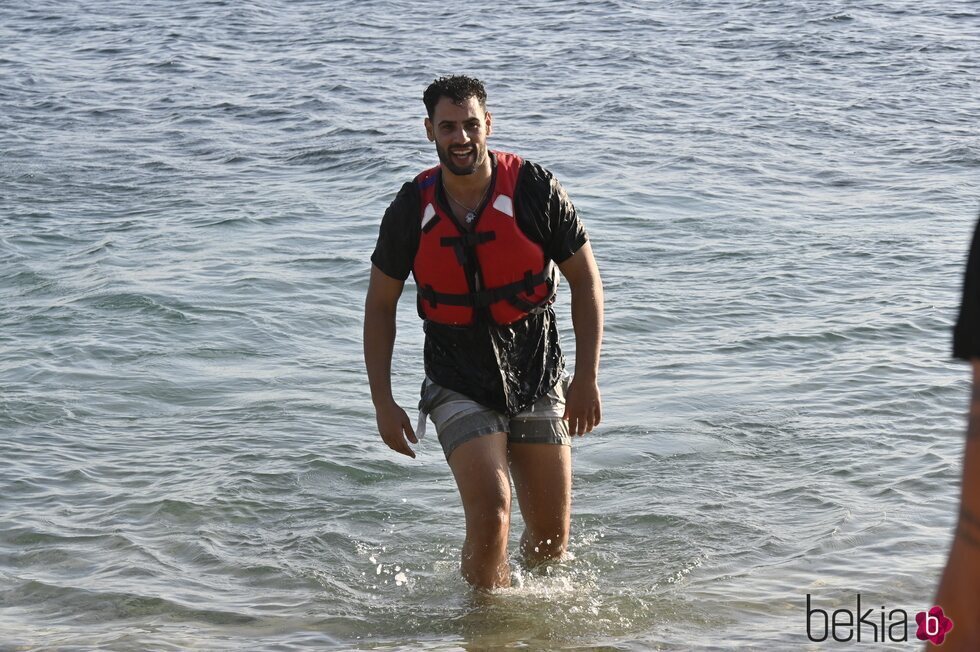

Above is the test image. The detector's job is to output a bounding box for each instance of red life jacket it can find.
[412,151,556,327]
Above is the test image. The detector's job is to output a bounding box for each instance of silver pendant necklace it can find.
[444,182,490,225]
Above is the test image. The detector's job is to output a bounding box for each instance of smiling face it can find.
[425,96,493,177]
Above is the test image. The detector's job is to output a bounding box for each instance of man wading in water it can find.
[364,75,603,589]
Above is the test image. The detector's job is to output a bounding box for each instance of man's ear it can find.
[424,117,435,142]
[485,111,493,137]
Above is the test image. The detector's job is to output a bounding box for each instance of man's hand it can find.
[365,265,416,458]
[563,375,601,436]
[557,242,604,437]
[375,399,418,458]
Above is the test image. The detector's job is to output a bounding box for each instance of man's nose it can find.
[449,126,470,143]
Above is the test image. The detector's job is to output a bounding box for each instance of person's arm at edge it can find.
[364,264,417,458]
[929,359,980,650]
[557,241,604,436]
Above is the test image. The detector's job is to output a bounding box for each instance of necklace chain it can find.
[444,180,491,223]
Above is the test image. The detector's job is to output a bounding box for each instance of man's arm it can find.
[364,264,417,458]
[930,359,980,651]
[557,241,604,435]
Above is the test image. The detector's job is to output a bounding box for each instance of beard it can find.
[436,141,486,176]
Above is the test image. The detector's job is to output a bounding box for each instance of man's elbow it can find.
[364,299,397,324]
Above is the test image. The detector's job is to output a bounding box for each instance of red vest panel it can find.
[412,151,555,326]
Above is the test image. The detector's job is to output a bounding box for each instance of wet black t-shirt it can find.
[954,219,980,360]
[371,153,589,415]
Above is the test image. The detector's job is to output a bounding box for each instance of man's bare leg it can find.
[447,432,512,589]
[508,442,571,567]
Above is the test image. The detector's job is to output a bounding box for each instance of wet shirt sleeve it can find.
[516,162,589,263]
[954,219,980,360]
[370,182,420,281]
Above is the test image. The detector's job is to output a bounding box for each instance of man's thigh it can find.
[420,378,509,461]
[506,376,571,537]
[447,432,511,520]
[508,442,571,540]
[507,375,570,447]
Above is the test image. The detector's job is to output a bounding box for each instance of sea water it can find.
[1,0,978,649]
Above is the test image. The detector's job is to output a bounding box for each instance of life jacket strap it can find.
[418,267,551,309]
[505,266,557,313]
[439,231,496,267]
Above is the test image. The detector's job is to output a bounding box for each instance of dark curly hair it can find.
[422,75,487,119]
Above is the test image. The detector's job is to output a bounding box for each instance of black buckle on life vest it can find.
[419,284,472,307]
[523,270,535,294]
[505,267,556,312]
[483,268,551,307]
[422,284,438,307]
[440,231,496,267]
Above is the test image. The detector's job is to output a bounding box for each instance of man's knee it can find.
[466,494,511,538]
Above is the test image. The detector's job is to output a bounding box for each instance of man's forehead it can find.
[432,96,485,122]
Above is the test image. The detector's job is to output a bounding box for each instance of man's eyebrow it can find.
[437,118,481,127]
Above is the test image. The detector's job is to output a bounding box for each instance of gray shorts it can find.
[419,376,571,461]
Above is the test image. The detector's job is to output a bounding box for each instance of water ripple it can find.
[0,0,977,648]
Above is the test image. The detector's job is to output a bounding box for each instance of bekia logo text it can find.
[806,594,954,644]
